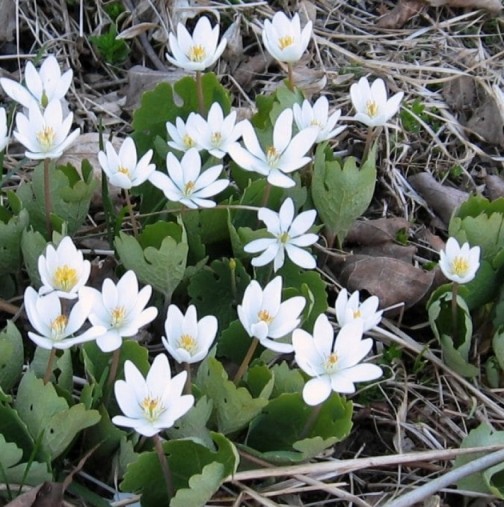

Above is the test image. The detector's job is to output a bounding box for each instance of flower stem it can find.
[43,157,53,238]
[43,348,57,385]
[183,362,192,395]
[195,71,205,116]
[299,402,323,440]
[233,337,259,385]
[106,348,121,395]
[152,434,174,500]
[124,189,138,237]
[451,282,459,344]
[229,258,237,304]
[286,63,295,91]
[362,127,376,162]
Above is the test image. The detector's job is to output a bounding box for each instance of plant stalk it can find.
[286,63,295,91]
[152,434,174,500]
[195,71,205,116]
[43,157,53,238]
[233,337,259,385]
[43,348,57,384]
[451,282,459,344]
[299,402,323,440]
[183,362,192,396]
[124,189,138,237]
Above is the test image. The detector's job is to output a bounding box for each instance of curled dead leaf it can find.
[376,0,426,29]
[116,22,159,40]
[346,217,411,246]
[485,174,504,200]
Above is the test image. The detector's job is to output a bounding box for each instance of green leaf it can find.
[188,259,250,330]
[312,143,377,246]
[270,362,305,398]
[195,357,268,434]
[121,433,238,507]
[115,230,188,299]
[217,319,254,364]
[0,208,28,275]
[428,292,479,377]
[244,363,274,400]
[245,392,352,463]
[0,321,24,392]
[14,372,101,460]
[90,23,130,65]
[0,403,35,459]
[31,348,73,393]
[0,434,51,487]
[455,422,504,496]
[21,229,47,288]
[492,327,504,372]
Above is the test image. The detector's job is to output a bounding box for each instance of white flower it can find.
[439,237,480,284]
[98,137,155,190]
[166,114,202,153]
[162,305,217,364]
[237,276,305,353]
[13,99,80,160]
[81,271,158,353]
[149,148,229,209]
[0,54,73,110]
[293,97,346,143]
[244,198,318,272]
[0,107,8,151]
[186,103,245,159]
[350,77,404,128]
[262,12,312,63]
[293,315,383,405]
[335,289,382,332]
[166,16,227,72]
[112,354,194,437]
[24,287,105,350]
[38,236,91,299]
[228,109,317,188]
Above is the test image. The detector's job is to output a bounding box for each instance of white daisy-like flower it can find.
[149,148,229,209]
[228,109,318,188]
[0,107,8,151]
[162,305,217,364]
[335,289,383,333]
[0,54,73,110]
[24,287,105,350]
[244,198,318,272]
[293,315,383,406]
[13,99,80,160]
[37,236,91,300]
[350,77,404,128]
[186,102,245,159]
[98,137,155,190]
[81,271,158,353]
[166,114,202,153]
[237,276,305,353]
[439,237,480,284]
[262,12,312,64]
[112,354,194,437]
[293,97,346,143]
[166,16,227,72]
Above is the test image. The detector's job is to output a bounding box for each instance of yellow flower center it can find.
[53,265,78,292]
[188,44,207,62]
[266,146,280,167]
[451,256,470,277]
[178,334,198,354]
[310,119,322,127]
[366,100,379,118]
[36,126,56,150]
[183,180,195,196]
[183,134,196,148]
[325,352,339,372]
[353,309,362,319]
[111,306,126,328]
[211,131,222,146]
[278,35,295,50]
[279,232,290,244]
[258,309,274,324]
[117,166,130,177]
[51,314,68,340]
[140,395,165,422]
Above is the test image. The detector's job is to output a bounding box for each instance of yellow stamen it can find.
[310,119,322,127]
[353,309,362,319]
[258,309,274,324]
[111,306,126,328]
[140,395,165,422]
[278,35,295,50]
[325,352,339,372]
[452,256,470,277]
[279,232,290,244]
[366,100,379,118]
[53,265,78,292]
[36,126,56,150]
[188,45,207,62]
[51,314,68,339]
[183,181,195,196]
[117,166,130,177]
[266,146,280,167]
[183,134,196,148]
[211,131,222,146]
[178,334,198,354]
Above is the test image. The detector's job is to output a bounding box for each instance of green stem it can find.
[229,258,237,304]
[183,362,192,396]
[152,434,174,499]
[286,62,295,91]
[451,282,459,344]
[124,189,138,237]
[43,348,57,384]
[43,157,53,238]
[195,71,205,116]
[105,348,121,403]
[299,403,323,440]
[233,337,259,385]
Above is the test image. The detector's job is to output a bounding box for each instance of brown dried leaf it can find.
[354,244,417,263]
[4,482,63,507]
[465,96,504,147]
[0,0,16,42]
[442,76,477,113]
[408,172,469,226]
[376,0,426,29]
[339,256,435,309]
[485,175,504,200]
[346,218,411,246]
[428,0,502,12]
